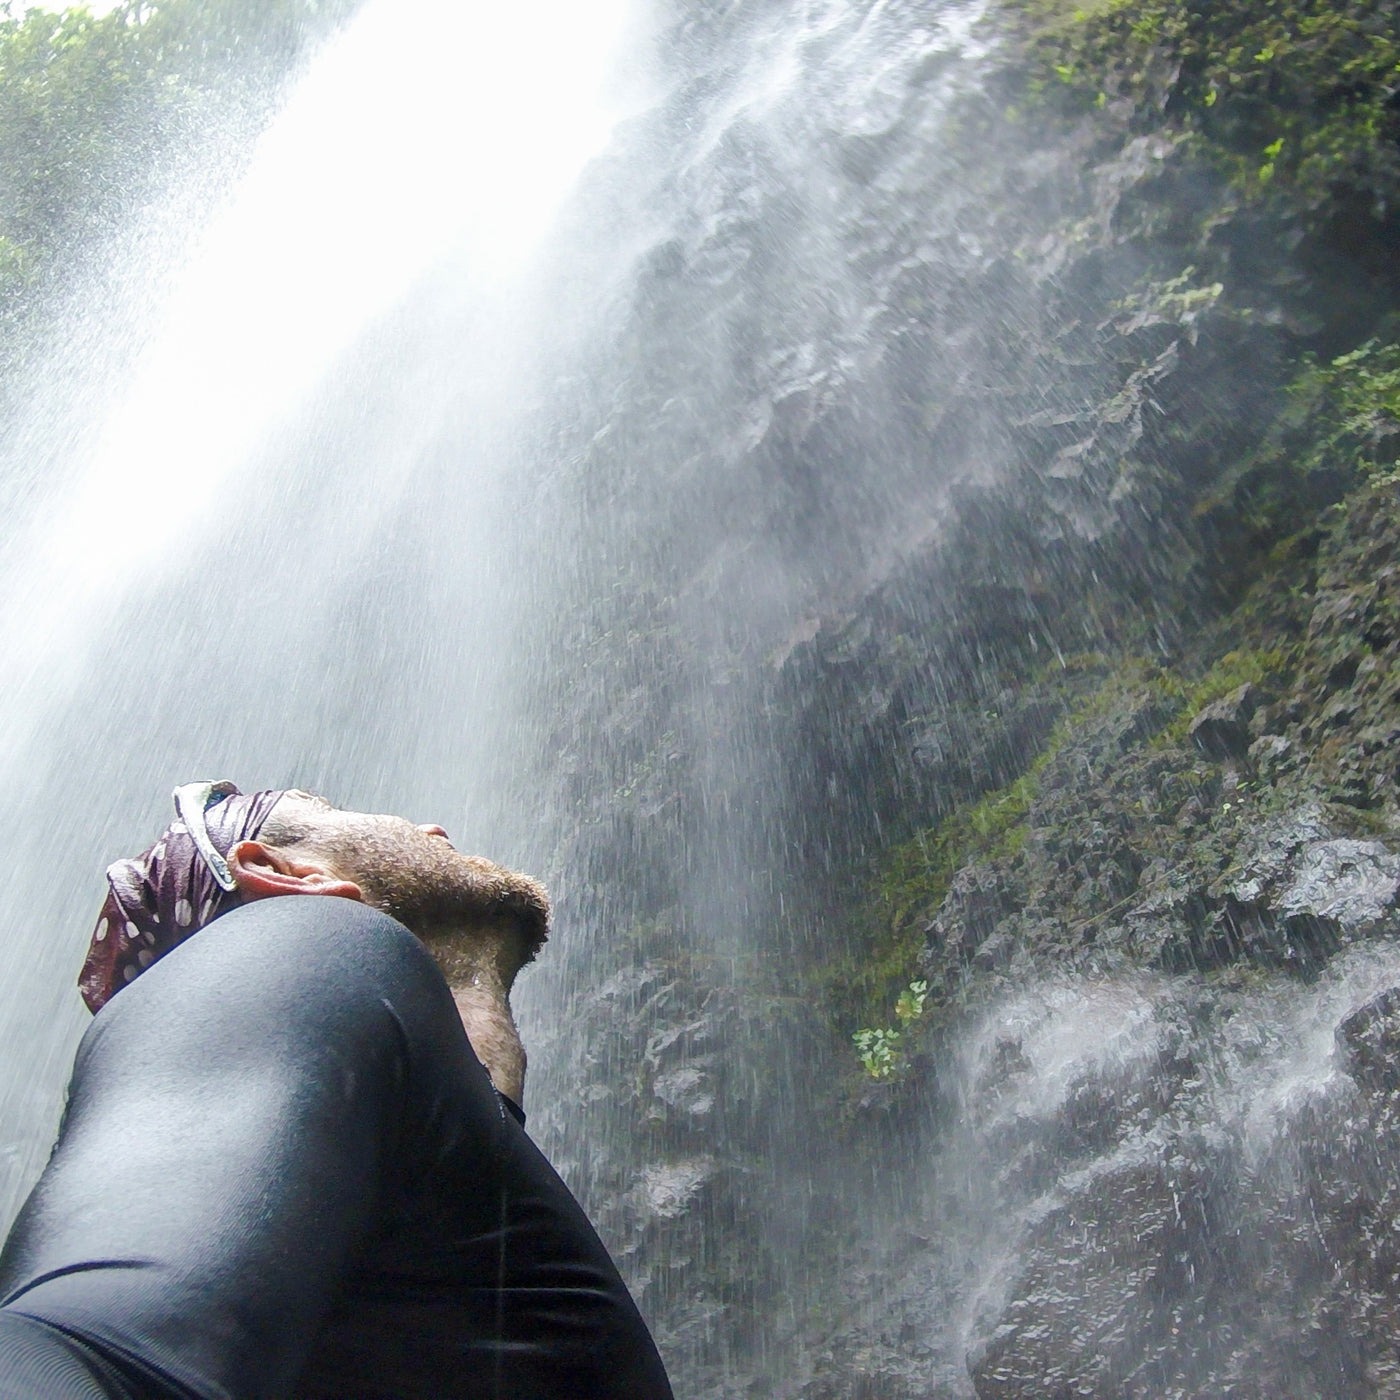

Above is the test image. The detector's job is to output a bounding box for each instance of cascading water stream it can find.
[5,0,1400,1396]
[0,0,637,1219]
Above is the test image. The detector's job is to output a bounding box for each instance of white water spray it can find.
[0,0,635,1222]
[1,0,631,751]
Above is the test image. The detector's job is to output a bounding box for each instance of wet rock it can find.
[967,1147,1207,1400]
[1204,820,1400,969]
[1277,839,1400,930]
[1226,805,1334,905]
[973,928,1016,971]
[924,863,1020,966]
[1130,879,1246,972]
[1249,732,1294,780]
[1188,683,1259,758]
[1321,692,1362,729]
[652,1064,716,1120]
[1338,986,1400,1093]
[1308,589,1369,643]
[646,1013,720,1066]
[1359,720,1400,757]
[907,695,1063,796]
[637,1157,716,1220]
[521,0,1400,1382]
[1250,697,1305,737]
[950,960,1400,1400]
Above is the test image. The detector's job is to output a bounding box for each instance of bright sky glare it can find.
[30,1,126,13]
[0,0,635,767]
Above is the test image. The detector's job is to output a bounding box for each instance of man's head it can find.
[232,790,549,983]
[79,783,549,1013]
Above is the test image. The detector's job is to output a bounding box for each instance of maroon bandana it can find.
[78,781,288,1014]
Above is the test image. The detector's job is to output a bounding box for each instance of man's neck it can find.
[421,925,528,1107]
[451,974,526,1106]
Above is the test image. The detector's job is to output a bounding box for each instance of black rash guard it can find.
[0,898,674,1400]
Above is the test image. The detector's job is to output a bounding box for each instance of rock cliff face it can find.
[511,0,1400,1395]
[9,0,1398,1394]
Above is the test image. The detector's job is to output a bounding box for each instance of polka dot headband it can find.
[78,781,288,1014]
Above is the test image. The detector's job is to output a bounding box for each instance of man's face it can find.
[268,791,549,959]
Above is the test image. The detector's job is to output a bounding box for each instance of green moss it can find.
[879,773,1040,930]
[817,771,1043,1048]
[1070,656,1187,721]
[1158,646,1296,744]
[825,664,1146,1036]
[825,640,1294,1056]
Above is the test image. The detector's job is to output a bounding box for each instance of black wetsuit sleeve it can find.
[0,899,433,1400]
[0,898,672,1400]
[0,1313,142,1399]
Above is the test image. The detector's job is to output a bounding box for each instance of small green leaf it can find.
[853,1026,904,1080]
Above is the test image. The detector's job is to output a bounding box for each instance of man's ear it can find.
[226,840,364,902]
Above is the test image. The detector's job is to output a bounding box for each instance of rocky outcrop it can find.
[783,455,1400,1398]
[1188,683,1259,759]
[789,942,1400,1400]
[517,0,1400,1394]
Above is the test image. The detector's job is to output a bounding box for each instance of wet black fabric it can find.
[0,899,674,1400]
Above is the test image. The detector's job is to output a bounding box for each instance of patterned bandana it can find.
[78,781,288,1014]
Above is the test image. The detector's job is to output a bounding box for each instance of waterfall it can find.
[5,0,1400,1395]
[0,0,637,1219]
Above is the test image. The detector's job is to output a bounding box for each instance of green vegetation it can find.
[852,979,929,1080]
[1195,334,1400,552]
[0,0,359,313]
[836,641,1304,1075]
[1299,340,1400,478]
[1109,268,1224,336]
[1159,646,1296,743]
[1000,0,1400,212]
[832,765,1044,1020]
[827,671,1096,1047]
[878,775,1038,934]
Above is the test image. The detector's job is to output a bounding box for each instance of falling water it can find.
[5,0,1400,1396]
[0,0,638,1216]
